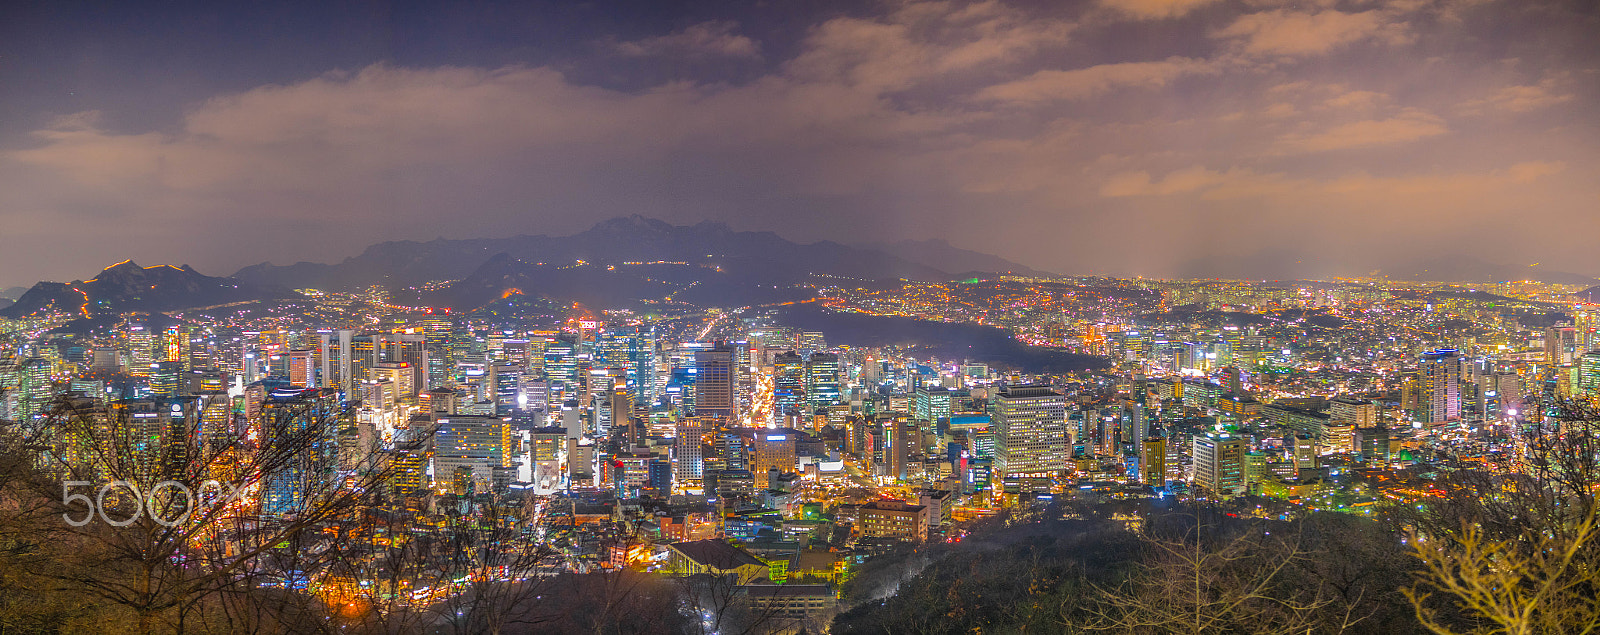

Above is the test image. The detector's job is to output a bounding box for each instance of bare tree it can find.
[1086,521,1361,635]
[1401,398,1600,635]
[13,392,407,635]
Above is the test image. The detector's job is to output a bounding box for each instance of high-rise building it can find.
[1547,326,1578,366]
[1140,436,1166,485]
[796,332,826,357]
[433,415,514,491]
[151,361,184,399]
[805,352,841,412]
[1578,350,1600,399]
[1420,349,1462,424]
[914,386,952,427]
[694,344,736,419]
[1192,432,1245,497]
[773,352,807,416]
[674,420,711,488]
[259,387,343,516]
[288,349,316,387]
[993,385,1067,478]
[752,431,796,488]
[1355,427,1390,462]
[543,337,579,402]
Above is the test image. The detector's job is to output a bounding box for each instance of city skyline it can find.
[2,0,1597,287]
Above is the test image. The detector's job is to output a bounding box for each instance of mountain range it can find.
[0,217,1044,318]
[0,261,287,319]
[7,217,1588,321]
[231,216,1027,291]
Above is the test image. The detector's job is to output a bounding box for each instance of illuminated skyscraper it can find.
[805,352,841,412]
[773,351,806,416]
[1578,350,1600,399]
[752,431,796,488]
[693,344,736,419]
[1192,432,1245,497]
[674,420,711,487]
[260,387,343,516]
[288,349,316,387]
[1420,349,1462,424]
[433,415,514,491]
[914,385,952,427]
[993,385,1067,478]
[151,361,184,399]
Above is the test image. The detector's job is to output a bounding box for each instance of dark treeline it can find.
[831,504,1431,634]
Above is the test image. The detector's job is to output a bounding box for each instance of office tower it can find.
[1192,433,1245,497]
[421,317,454,389]
[288,349,316,387]
[605,387,634,445]
[1486,372,1523,418]
[1140,436,1166,485]
[714,431,747,471]
[752,431,796,488]
[151,361,184,399]
[674,420,711,487]
[543,337,578,402]
[1547,326,1578,366]
[1420,349,1462,424]
[993,385,1067,478]
[796,332,826,357]
[1578,350,1600,399]
[805,352,841,412]
[1401,375,1422,421]
[371,362,417,400]
[127,323,155,376]
[382,333,428,393]
[530,427,566,494]
[773,352,806,416]
[1292,434,1318,476]
[259,387,343,516]
[433,415,513,492]
[913,385,952,427]
[880,417,913,480]
[491,364,525,414]
[694,344,736,419]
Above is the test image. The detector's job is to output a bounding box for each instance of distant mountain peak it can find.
[591,215,676,234]
[1,260,285,320]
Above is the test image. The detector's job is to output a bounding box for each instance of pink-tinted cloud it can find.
[1214,10,1410,56]
[609,21,761,59]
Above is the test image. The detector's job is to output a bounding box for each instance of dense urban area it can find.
[2,263,1599,634]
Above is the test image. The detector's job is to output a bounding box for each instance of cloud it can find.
[1460,77,1574,115]
[974,57,1217,103]
[609,21,761,59]
[786,0,1072,93]
[1276,109,1447,153]
[1214,10,1409,56]
[1099,0,1223,20]
[1322,90,1388,111]
[1101,160,1564,200]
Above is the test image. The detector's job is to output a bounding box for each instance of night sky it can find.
[1,0,1596,287]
